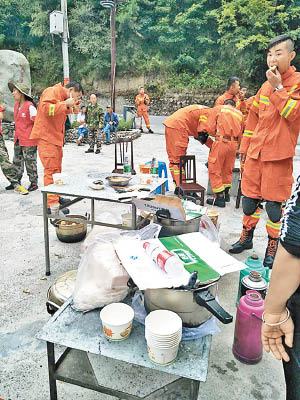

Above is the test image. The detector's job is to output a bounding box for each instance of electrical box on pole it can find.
[50,11,64,35]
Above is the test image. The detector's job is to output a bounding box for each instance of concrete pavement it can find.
[1,132,299,399]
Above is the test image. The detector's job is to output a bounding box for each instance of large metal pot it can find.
[144,280,232,327]
[153,212,201,237]
[51,214,88,243]
[46,270,77,314]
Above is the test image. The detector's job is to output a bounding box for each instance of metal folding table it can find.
[37,299,212,400]
[41,173,167,276]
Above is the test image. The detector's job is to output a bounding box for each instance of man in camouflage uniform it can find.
[85,94,104,154]
[13,143,38,188]
[0,104,28,194]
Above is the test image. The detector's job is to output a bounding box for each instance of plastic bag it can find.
[73,224,162,311]
[199,214,220,245]
[72,240,130,311]
[131,291,220,340]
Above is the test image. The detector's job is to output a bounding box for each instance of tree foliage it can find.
[0,0,299,90]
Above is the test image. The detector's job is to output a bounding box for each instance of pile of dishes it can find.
[145,310,182,365]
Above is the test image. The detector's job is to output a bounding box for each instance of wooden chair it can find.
[178,155,205,205]
[112,137,136,175]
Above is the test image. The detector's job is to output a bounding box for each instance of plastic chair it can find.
[112,137,136,175]
[178,155,205,205]
[145,161,169,193]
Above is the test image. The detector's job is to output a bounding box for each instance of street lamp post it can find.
[100,0,124,112]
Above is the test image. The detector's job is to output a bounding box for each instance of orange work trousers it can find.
[137,108,150,129]
[38,139,63,207]
[165,127,187,186]
[208,141,238,193]
[242,155,294,202]
[241,155,292,238]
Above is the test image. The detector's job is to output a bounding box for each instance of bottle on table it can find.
[143,241,186,276]
[124,156,132,175]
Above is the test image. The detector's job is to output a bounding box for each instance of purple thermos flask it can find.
[233,290,264,364]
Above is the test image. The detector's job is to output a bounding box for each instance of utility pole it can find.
[110,4,116,111]
[100,0,125,112]
[61,0,70,85]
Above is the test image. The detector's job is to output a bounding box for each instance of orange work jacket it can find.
[214,91,246,114]
[163,105,209,138]
[135,94,150,113]
[30,83,71,147]
[240,66,300,161]
[198,105,244,140]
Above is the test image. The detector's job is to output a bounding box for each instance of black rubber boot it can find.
[263,236,279,269]
[47,207,70,215]
[174,187,180,196]
[140,128,143,133]
[224,187,230,202]
[229,226,255,254]
[5,183,15,190]
[59,197,72,207]
[148,129,154,133]
[85,148,94,153]
[206,192,226,208]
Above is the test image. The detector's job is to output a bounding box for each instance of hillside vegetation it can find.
[1,0,299,90]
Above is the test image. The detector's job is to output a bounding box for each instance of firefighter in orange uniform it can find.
[229,34,300,270]
[198,100,244,207]
[135,87,153,133]
[163,105,210,192]
[30,81,83,213]
[215,77,247,114]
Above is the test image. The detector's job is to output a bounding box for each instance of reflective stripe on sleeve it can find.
[243,129,253,137]
[49,104,55,116]
[280,98,298,118]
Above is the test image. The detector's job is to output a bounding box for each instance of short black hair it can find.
[65,81,84,94]
[227,76,240,90]
[224,99,236,107]
[240,84,248,89]
[267,34,294,52]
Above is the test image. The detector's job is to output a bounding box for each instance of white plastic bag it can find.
[199,214,220,245]
[73,224,162,311]
[72,240,130,311]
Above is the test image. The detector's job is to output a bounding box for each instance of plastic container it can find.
[139,164,151,174]
[140,174,153,185]
[233,290,264,364]
[236,254,269,306]
[100,303,134,341]
[53,173,68,185]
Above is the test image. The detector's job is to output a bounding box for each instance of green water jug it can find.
[235,254,269,306]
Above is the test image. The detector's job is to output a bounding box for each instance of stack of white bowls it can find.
[145,310,182,365]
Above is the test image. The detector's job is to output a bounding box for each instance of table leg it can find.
[131,202,137,229]
[91,199,95,230]
[190,379,200,400]
[43,192,51,276]
[47,342,58,400]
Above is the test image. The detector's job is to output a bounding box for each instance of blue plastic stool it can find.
[145,161,169,193]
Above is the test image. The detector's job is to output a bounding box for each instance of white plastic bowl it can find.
[100,303,134,341]
[146,342,180,365]
[145,310,182,336]
[53,173,68,185]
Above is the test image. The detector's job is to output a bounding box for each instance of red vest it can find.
[14,101,37,146]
